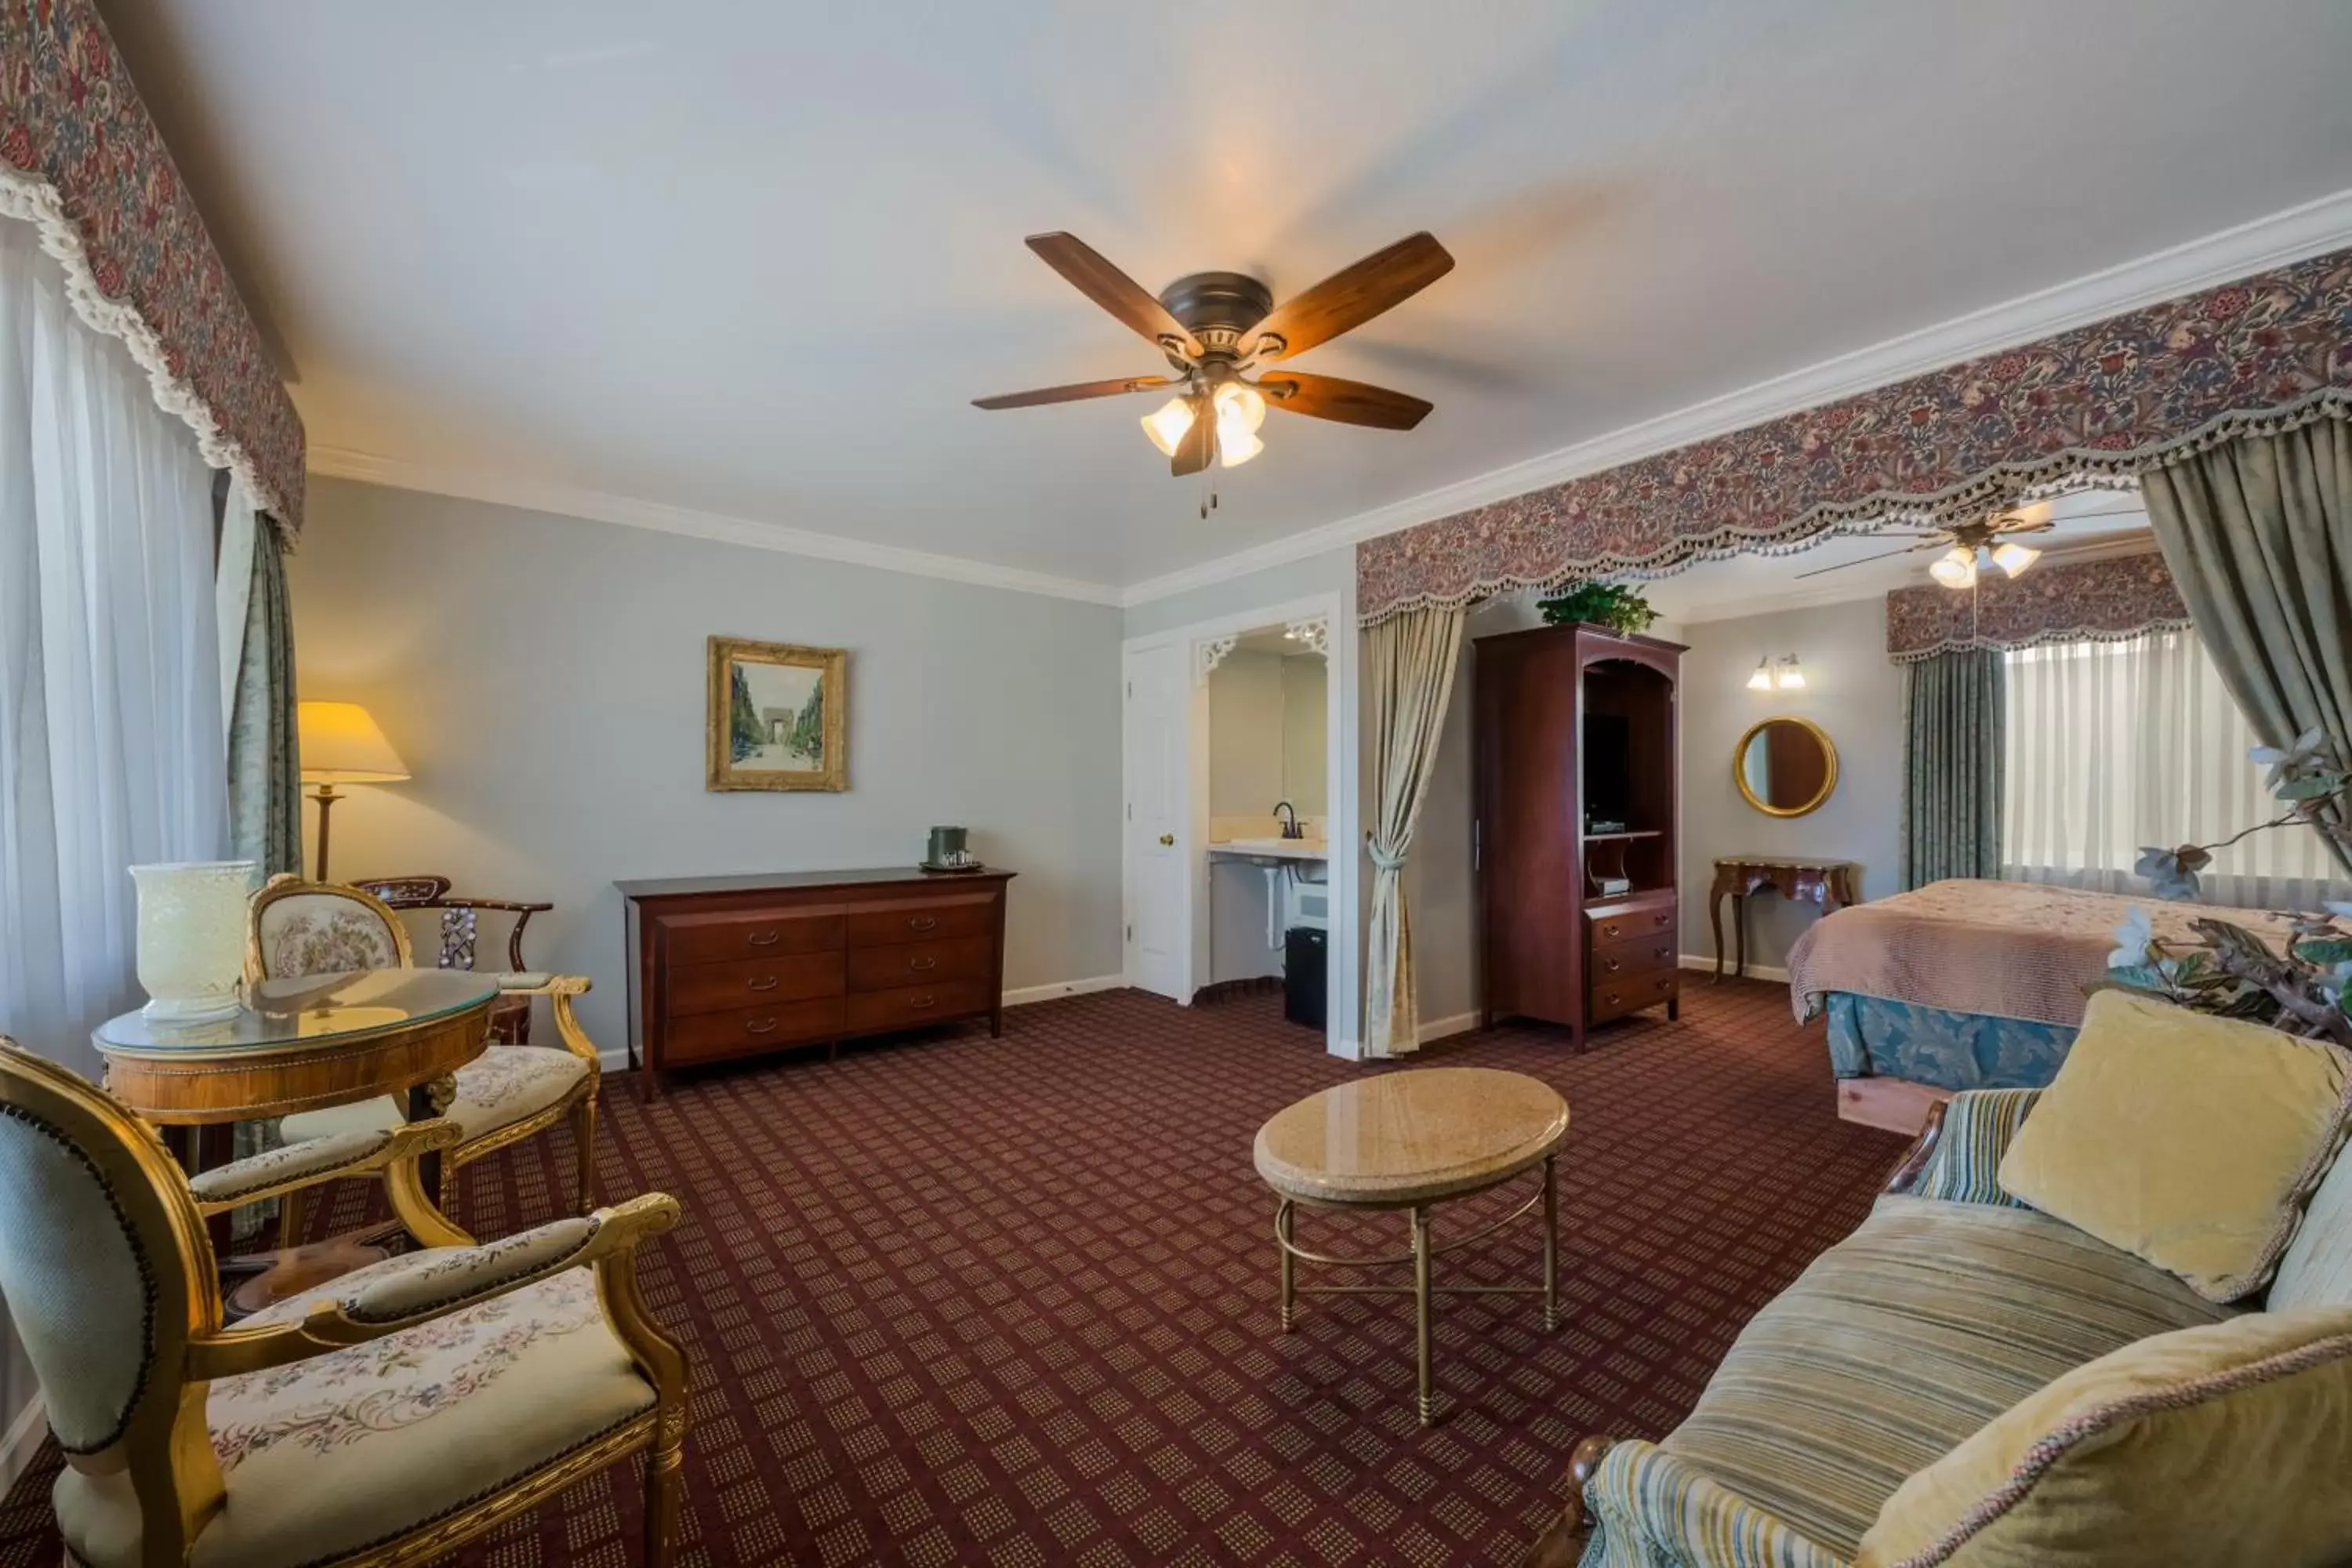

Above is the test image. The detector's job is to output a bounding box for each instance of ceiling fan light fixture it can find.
[1140,396,1196,458]
[1993,541,2042,578]
[1216,422,1265,468]
[1214,381,1266,431]
[1929,546,1977,590]
[1213,383,1267,467]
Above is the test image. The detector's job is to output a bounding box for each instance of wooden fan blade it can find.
[1996,519,2058,535]
[1025,233,1204,360]
[1243,232,1454,361]
[1258,372,1432,430]
[1792,543,1940,579]
[1171,395,1214,477]
[972,375,1172,410]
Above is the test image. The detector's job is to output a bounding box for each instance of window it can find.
[2002,627,2343,908]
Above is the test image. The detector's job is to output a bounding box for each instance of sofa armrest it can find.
[1579,1439,1851,1568]
[1886,1087,2042,1206]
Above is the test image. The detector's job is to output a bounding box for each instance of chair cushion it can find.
[1855,1307,2352,1567]
[1997,990,2352,1301]
[279,1047,590,1145]
[53,1258,654,1568]
[1657,1195,2232,1559]
[252,891,401,979]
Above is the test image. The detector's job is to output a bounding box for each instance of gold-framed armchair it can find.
[0,1037,688,1568]
[243,875,602,1234]
[349,875,554,1044]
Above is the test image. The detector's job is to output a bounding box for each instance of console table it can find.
[619,867,1013,1098]
[1708,856,1862,978]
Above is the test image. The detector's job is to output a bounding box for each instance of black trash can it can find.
[1283,927,1327,1029]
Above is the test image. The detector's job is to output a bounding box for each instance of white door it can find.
[1123,644,1185,1000]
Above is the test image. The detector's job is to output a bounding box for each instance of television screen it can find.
[1584,713,1632,828]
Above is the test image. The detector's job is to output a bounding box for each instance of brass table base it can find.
[1272,1155,1559,1426]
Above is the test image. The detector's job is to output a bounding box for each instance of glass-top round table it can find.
[93,968,499,1125]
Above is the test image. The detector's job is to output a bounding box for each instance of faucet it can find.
[1274,800,1302,840]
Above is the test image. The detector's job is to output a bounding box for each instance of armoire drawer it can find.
[1589,970,1678,1025]
[847,937,989,993]
[1588,938,1677,982]
[666,952,843,1018]
[1587,900,1677,948]
[662,911,844,967]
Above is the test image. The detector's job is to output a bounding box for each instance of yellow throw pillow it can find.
[1855,1308,2352,1568]
[1996,989,2352,1301]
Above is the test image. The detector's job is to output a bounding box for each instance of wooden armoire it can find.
[1474,622,1685,1049]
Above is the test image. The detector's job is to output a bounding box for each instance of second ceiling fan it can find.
[975,230,1454,478]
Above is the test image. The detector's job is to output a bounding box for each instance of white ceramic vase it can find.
[130,861,257,1024]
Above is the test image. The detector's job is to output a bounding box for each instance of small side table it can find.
[1253,1067,1570,1426]
[1709,857,1862,978]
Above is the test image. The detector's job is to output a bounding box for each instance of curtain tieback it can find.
[1367,842,1408,874]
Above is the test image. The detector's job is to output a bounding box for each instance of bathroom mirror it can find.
[1733,717,1838,817]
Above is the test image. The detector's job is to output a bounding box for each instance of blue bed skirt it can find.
[1824,993,2078,1091]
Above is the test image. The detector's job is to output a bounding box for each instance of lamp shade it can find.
[297,702,410,784]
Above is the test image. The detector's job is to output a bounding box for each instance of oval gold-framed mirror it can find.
[1733,716,1838,818]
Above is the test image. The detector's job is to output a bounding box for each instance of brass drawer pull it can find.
[1602,956,1622,974]
[909,915,938,932]
[909,956,938,971]
[1600,921,1623,940]
[746,975,779,992]
[746,930,781,947]
[908,993,936,1010]
[745,1015,778,1034]
[1652,912,1672,927]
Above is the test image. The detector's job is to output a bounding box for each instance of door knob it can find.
[1158,833,1174,846]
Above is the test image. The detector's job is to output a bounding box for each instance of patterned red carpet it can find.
[2,981,1904,1566]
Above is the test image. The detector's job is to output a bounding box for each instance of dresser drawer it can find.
[847,937,989,993]
[1588,937,1677,982]
[667,952,843,1018]
[844,899,993,949]
[844,979,988,1033]
[1587,900,1677,948]
[664,998,843,1063]
[1589,970,1678,1025]
[662,911,843,967]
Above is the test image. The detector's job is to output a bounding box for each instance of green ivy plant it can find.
[1535,581,1659,637]
[2105,726,2352,1046]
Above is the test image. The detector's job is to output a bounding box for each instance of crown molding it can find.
[305,448,1123,606]
[1119,186,2352,609]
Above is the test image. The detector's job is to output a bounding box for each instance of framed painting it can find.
[706,636,848,792]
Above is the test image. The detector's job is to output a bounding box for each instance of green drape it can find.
[1900,648,2005,890]
[2140,419,2352,873]
[227,520,300,877]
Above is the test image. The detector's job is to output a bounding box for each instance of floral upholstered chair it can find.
[0,1037,688,1568]
[245,876,603,1233]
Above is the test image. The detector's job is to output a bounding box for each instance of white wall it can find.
[1675,599,1903,970]
[289,477,1126,1050]
[1280,655,1328,816]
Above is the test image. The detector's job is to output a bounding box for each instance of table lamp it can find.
[297,701,409,881]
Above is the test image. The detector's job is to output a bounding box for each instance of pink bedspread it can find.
[1784,879,2307,1027]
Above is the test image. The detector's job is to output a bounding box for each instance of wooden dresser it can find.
[618,867,1014,1097]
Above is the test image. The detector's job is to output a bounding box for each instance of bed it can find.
[1784,879,2304,1132]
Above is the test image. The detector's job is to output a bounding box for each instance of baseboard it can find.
[1003,975,1127,1007]
[1417,1011,1480,1045]
[1679,953,1790,985]
[0,1393,44,1494]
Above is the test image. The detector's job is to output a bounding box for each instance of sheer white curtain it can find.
[0,215,227,1076]
[2003,626,2346,909]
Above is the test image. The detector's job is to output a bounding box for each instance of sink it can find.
[1214,837,1327,858]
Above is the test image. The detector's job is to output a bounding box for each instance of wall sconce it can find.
[1748,655,1806,691]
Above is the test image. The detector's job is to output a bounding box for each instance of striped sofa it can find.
[1531,1087,2352,1567]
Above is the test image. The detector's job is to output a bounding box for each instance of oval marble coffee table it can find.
[1253,1066,1570,1425]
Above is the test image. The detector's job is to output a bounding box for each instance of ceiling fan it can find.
[974,231,1454,486]
[1791,499,2149,590]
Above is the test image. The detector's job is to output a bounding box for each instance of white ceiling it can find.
[100,1,2352,596]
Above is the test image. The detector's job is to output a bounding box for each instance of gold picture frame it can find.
[1732,714,1838,818]
[706,636,848,793]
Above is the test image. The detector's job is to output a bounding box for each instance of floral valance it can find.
[1883,549,2190,663]
[1357,247,2352,626]
[1,0,304,528]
